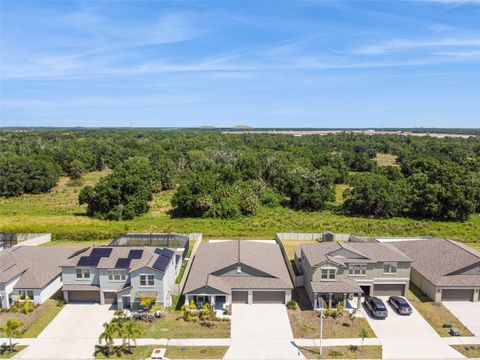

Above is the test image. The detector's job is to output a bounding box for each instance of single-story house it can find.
[295,242,412,309]
[391,239,480,302]
[61,246,181,309]
[0,246,77,309]
[183,240,293,309]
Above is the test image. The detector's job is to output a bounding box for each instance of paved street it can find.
[224,304,304,360]
[361,296,464,359]
[13,304,114,360]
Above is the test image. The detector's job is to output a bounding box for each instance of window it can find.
[348,264,367,276]
[321,268,336,280]
[17,290,34,300]
[76,268,90,279]
[108,269,126,281]
[140,274,154,287]
[383,262,398,274]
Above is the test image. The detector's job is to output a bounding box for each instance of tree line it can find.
[0,129,479,221]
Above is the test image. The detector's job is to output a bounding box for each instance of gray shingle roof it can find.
[183,241,293,294]
[0,246,78,289]
[299,241,412,267]
[391,239,480,287]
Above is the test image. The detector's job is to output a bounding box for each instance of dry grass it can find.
[95,345,228,359]
[374,153,399,167]
[451,345,480,358]
[335,184,350,204]
[407,283,473,337]
[466,243,480,252]
[300,345,381,359]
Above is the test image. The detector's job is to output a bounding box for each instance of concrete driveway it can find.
[15,303,114,360]
[361,297,464,359]
[443,301,480,337]
[224,304,304,360]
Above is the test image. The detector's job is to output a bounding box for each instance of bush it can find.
[342,322,351,327]
[286,300,298,310]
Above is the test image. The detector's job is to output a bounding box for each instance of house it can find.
[0,246,77,309]
[183,241,293,309]
[295,242,412,309]
[61,246,180,309]
[391,239,480,302]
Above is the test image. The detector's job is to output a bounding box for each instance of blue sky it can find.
[1,0,479,128]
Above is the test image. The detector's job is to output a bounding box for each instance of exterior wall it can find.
[62,266,100,286]
[129,266,166,307]
[410,268,440,302]
[0,274,21,308]
[38,276,63,304]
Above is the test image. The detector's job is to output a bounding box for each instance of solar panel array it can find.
[115,258,132,268]
[78,256,101,267]
[152,248,175,272]
[91,248,113,257]
[128,249,143,259]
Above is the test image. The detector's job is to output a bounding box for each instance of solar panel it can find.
[154,248,162,255]
[78,256,101,266]
[161,248,175,259]
[115,258,132,268]
[91,248,113,257]
[128,249,143,259]
[152,255,170,272]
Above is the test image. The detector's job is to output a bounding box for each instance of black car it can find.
[364,296,388,318]
[388,296,412,315]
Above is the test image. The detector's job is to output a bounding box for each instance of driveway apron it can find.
[224,304,305,360]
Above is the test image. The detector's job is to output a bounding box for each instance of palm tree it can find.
[0,319,23,352]
[98,322,117,355]
[123,319,141,354]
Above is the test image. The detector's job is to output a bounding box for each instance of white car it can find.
[150,348,166,360]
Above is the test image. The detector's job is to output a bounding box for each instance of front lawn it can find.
[0,346,27,359]
[407,283,473,337]
[451,345,480,358]
[0,298,64,338]
[134,310,230,338]
[300,345,381,359]
[95,345,228,359]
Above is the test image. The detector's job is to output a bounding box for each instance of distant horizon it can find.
[1,0,479,128]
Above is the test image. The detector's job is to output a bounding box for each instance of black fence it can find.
[109,233,190,254]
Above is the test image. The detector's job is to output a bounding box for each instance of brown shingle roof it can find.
[299,242,412,267]
[0,246,78,289]
[391,239,480,287]
[183,241,293,294]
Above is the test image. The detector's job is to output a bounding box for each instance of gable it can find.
[447,261,480,276]
[212,263,273,278]
[328,248,367,260]
[186,285,228,295]
[314,260,342,268]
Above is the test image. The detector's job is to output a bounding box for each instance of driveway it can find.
[15,303,114,360]
[443,301,480,337]
[361,297,464,359]
[224,304,304,360]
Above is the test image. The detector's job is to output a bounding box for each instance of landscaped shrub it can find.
[287,300,298,310]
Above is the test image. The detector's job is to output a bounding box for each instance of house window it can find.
[383,262,398,274]
[140,274,154,287]
[321,268,336,280]
[108,269,126,281]
[348,264,367,276]
[76,267,90,279]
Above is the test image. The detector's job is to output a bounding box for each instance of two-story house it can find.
[295,242,412,309]
[61,246,180,309]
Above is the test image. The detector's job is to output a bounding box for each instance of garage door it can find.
[373,284,405,296]
[103,292,117,305]
[253,291,285,304]
[442,289,474,301]
[68,290,100,303]
[232,291,248,304]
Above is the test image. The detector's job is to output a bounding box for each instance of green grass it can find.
[95,345,228,359]
[451,345,480,358]
[374,153,399,167]
[407,283,473,337]
[0,298,64,338]
[466,243,480,251]
[0,346,27,359]
[300,345,381,359]
[132,310,230,339]
[1,170,479,243]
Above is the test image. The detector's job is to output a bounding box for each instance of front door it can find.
[122,296,131,309]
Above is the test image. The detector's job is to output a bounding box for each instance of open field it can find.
[407,283,473,337]
[374,153,399,167]
[95,345,228,359]
[1,171,479,243]
[466,243,480,251]
[300,345,381,359]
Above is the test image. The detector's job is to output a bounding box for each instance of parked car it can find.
[388,296,412,315]
[364,296,388,318]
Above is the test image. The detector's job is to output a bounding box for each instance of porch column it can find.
[184,295,190,306]
[314,295,318,309]
[328,293,332,309]
[210,296,215,307]
[343,293,347,306]
[356,293,361,310]
[248,290,253,305]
